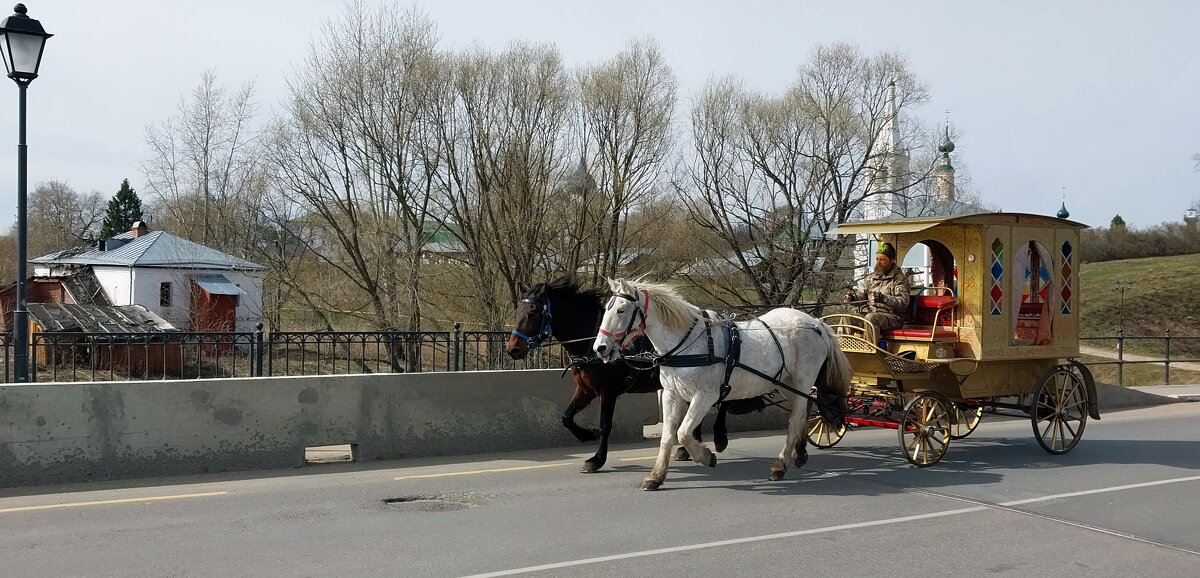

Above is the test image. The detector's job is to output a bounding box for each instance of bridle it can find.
[600,289,650,350]
[511,295,554,349]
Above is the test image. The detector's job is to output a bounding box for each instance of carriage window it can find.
[1011,240,1054,345]
[903,240,957,296]
[899,240,958,330]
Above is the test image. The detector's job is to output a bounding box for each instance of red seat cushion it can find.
[916,295,956,309]
[884,328,958,339]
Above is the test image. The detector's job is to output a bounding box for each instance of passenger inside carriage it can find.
[843,242,911,333]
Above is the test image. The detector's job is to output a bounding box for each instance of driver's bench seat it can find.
[882,293,958,359]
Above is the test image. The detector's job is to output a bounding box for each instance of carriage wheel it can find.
[950,403,983,440]
[806,400,847,449]
[898,392,952,467]
[1031,366,1088,454]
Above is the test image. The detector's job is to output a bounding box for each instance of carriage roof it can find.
[827,212,1088,236]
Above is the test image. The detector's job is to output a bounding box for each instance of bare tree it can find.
[265,1,442,333]
[24,180,104,257]
[0,231,13,283]
[579,38,678,285]
[430,41,575,328]
[143,69,266,251]
[677,43,931,307]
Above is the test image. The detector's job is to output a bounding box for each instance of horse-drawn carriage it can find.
[514,212,1099,490]
[809,212,1100,466]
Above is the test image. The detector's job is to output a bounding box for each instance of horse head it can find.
[506,282,552,360]
[593,278,649,363]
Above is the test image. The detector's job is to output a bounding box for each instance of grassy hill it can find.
[1079,254,1200,337]
[1078,254,1200,385]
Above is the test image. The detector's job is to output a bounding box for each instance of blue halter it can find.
[511,296,553,349]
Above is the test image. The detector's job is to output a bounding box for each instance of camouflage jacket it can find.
[851,266,911,318]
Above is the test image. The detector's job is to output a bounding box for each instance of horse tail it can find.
[815,322,852,424]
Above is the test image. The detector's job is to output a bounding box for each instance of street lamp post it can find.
[1113,279,1133,332]
[0,3,51,382]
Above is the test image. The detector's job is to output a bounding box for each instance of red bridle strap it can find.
[599,290,650,349]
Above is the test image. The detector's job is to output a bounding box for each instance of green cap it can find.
[876,242,896,260]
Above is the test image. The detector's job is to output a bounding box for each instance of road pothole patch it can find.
[381,494,473,512]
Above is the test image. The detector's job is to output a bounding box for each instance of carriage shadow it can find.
[599,431,1200,497]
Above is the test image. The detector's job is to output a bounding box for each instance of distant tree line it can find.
[1081,218,1200,262]
[3,3,987,332]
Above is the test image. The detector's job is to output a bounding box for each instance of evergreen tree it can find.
[99,179,145,239]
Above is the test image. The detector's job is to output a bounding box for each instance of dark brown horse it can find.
[505,275,731,473]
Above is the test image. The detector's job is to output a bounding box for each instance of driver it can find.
[844,242,911,333]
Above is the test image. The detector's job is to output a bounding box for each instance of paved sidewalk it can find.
[1130,384,1200,402]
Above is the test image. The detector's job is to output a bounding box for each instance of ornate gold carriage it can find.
[811,213,1100,466]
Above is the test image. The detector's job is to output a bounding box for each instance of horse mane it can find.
[541,274,604,308]
[608,277,701,332]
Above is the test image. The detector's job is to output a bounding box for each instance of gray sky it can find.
[1,0,1197,233]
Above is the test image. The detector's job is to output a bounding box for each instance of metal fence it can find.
[0,323,571,383]
[4,326,1195,386]
[1080,330,1200,386]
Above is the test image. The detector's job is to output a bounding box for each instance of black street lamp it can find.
[0,3,51,382]
[1113,279,1133,333]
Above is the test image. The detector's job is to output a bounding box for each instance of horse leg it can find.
[713,402,729,453]
[644,391,686,491]
[676,391,719,469]
[675,423,701,461]
[665,388,690,460]
[562,379,599,443]
[770,393,810,481]
[581,393,619,473]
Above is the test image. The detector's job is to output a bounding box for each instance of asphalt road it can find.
[3,403,1200,577]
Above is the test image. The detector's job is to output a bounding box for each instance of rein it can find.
[603,288,825,406]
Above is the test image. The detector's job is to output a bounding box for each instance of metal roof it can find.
[30,231,266,271]
[27,303,179,333]
[193,274,245,295]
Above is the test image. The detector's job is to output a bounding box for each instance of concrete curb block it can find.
[1095,382,1181,412]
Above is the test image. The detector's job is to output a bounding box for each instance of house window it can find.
[160,282,172,307]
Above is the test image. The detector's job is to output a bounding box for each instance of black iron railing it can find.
[0,323,572,383]
[10,325,1189,385]
[1080,330,1200,386]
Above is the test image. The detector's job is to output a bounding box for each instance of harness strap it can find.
[718,322,741,403]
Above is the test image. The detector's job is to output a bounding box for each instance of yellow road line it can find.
[617,455,658,462]
[394,462,572,480]
[393,455,660,481]
[0,491,228,514]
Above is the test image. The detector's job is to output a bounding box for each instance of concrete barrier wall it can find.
[0,370,790,488]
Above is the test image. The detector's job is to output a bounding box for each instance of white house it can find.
[30,222,266,333]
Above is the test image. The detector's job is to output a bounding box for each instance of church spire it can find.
[1057,187,1070,219]
[866,80,907,219]
[934,111,956,203]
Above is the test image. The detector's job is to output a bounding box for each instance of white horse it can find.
[593,278,851,491]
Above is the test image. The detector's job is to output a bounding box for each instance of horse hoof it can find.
[714,437,728,453]
[769,457,787,481]
[705,453,717,468]
[794,451,808,468]
[642,479,663,491]
[672,447,691,461]
[580,461,602,474]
